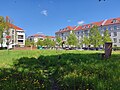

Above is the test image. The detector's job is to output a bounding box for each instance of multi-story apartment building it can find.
[28,33,55,43]
[2,23,25,48]
[55,17,120,47]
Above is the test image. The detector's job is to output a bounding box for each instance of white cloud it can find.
[77,20,84,25]
[67,19,71,22]
[41,10,48,16]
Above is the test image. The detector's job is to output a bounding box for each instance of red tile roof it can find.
[56,17,120,34]
[67,26,73,30]
[9,23,23,30]
[74,21,103,31]
[104,17,120,26]
[55,26,73,34]
[73,26,82,31]
[92,20,104,26]
[32,34,45,37]
[46,36,55,38]
[30,34,55,39]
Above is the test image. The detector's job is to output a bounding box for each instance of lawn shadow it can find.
[0,52,120,90]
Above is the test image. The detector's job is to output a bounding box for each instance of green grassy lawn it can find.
[0,50,120,90]
[0,50,102,68]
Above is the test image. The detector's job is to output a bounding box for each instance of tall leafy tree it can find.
[43,36,51,48]
[56,36,62,46]
[103,30,112,43]
[50,40,56,48]
[25,39,31,47]
[82,35,90,47]
[0,16,10,48]
[37,39,44,46]
[67,31,78,46]
[5,16,11,50]
[0,16,5,48]
[25,38,35,49]
[89,25,103,48]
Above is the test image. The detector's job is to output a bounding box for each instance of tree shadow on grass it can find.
[0,53,120,90]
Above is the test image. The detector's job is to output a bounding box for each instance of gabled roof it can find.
[92,20,104,26]
[30,34,45,37]
[56,17,120,33]
[73,26,82,31]
[104,17,120,26]
[67,26,73,30]
[46,36,55,38]
[74,20,104,31]
[29,34,55,39]
[9,23,23,30]
[55,26,73,34]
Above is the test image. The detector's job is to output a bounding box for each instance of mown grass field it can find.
[0,50,120,90]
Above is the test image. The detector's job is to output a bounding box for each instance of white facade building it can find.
[55,17,120,47]
[1,24,25,48]
[28,34,55,43]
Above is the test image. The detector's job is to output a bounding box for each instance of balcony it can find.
[18,40,24,44]
[18,42,24,44]
[18,35,24,39]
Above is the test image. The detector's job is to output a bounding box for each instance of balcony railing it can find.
[18,42,24,44]
[18,37,24,39]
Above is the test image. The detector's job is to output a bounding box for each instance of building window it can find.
[78,31,80,35]
[62,33,63,36]
[104,27,107,30]
[109,33,111,36]
[84,30,88,33]
[81,31,84,34]
[113,32,117,37]
[112,19,117,23]
[12,30,14,34]
[113,38,117,43]
[114,26,117,30]
[108,27,111,31]
[114,45,117,47]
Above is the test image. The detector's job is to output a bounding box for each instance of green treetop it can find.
[89,25,103,48]
[67,31,78,46]
[103,30,112,43]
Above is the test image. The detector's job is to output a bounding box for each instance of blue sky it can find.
[0,0,120,36]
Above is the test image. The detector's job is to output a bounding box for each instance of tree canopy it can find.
[67,31,78,46]
[89,25,103,48]
[103,30,112,43]
[82,35,90,47]
[56,36,62,46]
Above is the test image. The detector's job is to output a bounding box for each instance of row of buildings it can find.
[55,17,120,47]
[1,23,55,48]
[1,17,120,48]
